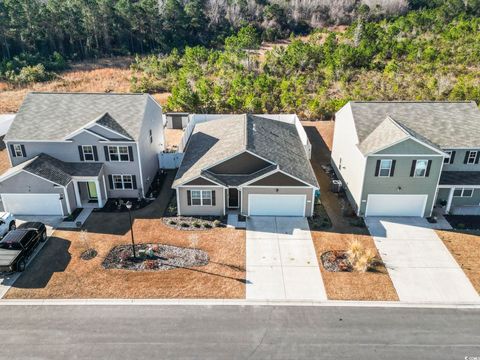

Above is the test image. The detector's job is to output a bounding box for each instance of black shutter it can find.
[93,146,98,161]
[464,151,470,164]
[108,175,114,189]
[9,144,16,157]
[450,151,456,164]
[212,190,216,206]
[20,145,26,157]
[374,160,380,177]
[390,160,396,177]
[476,152,480,164]
[78,146,84,161]
[425,160,432,177]
[410,160,417,177]
[187,190,191,205]
[128,146,134,161]
[104,146,110,161]
[132,175,137,189]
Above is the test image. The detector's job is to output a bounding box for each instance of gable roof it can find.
[5,92,153,141]
[349,101,480,151]
[173,114,318,188]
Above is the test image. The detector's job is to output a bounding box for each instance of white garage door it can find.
[1,194,64,216]
[248,194,306,217]
[366,194,427,217]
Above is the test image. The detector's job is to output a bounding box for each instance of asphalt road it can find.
[0,305,479,360]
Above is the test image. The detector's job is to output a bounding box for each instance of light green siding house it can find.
[331,101,480,217]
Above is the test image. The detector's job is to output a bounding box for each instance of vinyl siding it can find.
[178,186,224,216]
[441,149,480,171]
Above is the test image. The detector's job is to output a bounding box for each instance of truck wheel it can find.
[9,221,16,231]
[17,259,26,272]
[40,231,47,242]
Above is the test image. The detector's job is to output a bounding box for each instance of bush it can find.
[203,223,212,229]
[7,64,54,84]
[347,240,377,272]
[181,222,190,228]
[193,221,201,228]
[213,219,221,227]
[169,220,177,225]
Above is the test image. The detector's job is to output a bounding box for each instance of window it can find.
[379,159,392,177]
[453,188,474,197]
[414,159,428,177]
[444,151,452,164]
[82,145,94,161]
[468,151,477,164]
[108,146,130,162]
[190,190,213,206]
[149,129,153,144]
[13,144,23,157]
[113,175,134,190]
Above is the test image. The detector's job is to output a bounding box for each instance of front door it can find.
[87,181,98,201]
[228,188,239,208]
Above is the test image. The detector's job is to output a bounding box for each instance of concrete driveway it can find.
[246,216,327,300]
[366,217,479,303]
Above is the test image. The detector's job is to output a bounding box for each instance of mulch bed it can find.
[162,216,226,231]
[102,243,209,271]
[63,207,83,222]
[321,251,353,272]
[444,215,480,230]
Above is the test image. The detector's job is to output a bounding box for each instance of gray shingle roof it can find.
[23,153,104,186]
[173,115,318,188]
[350,101,480,150]
[5,92,151,141]
[439,171,480,186]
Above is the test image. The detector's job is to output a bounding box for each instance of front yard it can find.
[5,218,246,299]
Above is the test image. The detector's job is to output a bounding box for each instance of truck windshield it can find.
[0,242,21,250]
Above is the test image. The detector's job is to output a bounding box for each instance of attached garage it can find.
[248,194,306,217]
[365,194,427,217]
[1,193,64,216]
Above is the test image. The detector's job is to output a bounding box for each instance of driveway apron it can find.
[246,216,327,300]
[366,217,479,303]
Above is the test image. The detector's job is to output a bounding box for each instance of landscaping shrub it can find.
[181,222,190,228]
[347,240,377,273]
[192,221,201,228]
[213,220,221,227]
[203,223,212,229]
[169,220,177,225]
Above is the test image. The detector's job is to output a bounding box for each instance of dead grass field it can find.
[311,231,398,301]
[437,230,480,294]
[0,148,10,174]
[0,57,170,113]
[5,219,246,299]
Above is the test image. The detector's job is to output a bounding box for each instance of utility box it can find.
[331,179,343,193]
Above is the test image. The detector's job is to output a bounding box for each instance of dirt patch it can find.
[311,231,398,301]
[437,230,480,294]
[0,148,11,174]
[164,128,184,151]
[5,219,246,299]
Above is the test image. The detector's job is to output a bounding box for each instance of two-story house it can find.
[0,92,164,216]
[331,101,480,217]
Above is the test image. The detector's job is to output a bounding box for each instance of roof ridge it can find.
[351,100,475,104]
[29,91,146,96]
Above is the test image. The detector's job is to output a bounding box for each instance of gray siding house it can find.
[331,101,480,217]
[0,92,164,216]
[173,114,319,217]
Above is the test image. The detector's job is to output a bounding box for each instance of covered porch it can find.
[435,171,480,215]
[70,163,107,209]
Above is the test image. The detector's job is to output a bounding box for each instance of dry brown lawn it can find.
[0,148,10,174]
[5,219,245,299]
[164,128,184,151]
[437,230,480,294]
[0,57,170,113]
[311,230,398,301]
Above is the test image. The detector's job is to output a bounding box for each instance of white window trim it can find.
[108,145,130,162]
[378,159,392,177]
[453,188,474,197]
[444,151,452,164]
[467,151,477,165]
[13,144,23,157]
[190,190,213,206]
[82,145,95,162]
[112,174,134,190]
[414,159,428,178]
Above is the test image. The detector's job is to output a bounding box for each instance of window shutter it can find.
[128,146,134,161]
[20,145,26,157]
[104,146,110,161]
[78,146,84,161]
[108,175,114,189]
[374,160,380,177]
[212,190,216,206]
[390,160,396,177]
[410,160,417,177]
[450,151,456,164]
[187,190,191,205]
[476,152,480,164]
[132,175,137,189]
[9,145,16,158]
[464,151,470,164]
[93,146,98,161]
[425,160,432,177]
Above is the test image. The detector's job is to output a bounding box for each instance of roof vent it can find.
[252,124,256,132]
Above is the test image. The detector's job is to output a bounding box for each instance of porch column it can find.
[446,187,455,213]
[95,179,103,208]
[73,181,82,207]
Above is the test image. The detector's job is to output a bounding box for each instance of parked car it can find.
[0,222,47,272]
[0,212,16,238]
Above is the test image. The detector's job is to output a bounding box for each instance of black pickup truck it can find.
[0,222,47,272]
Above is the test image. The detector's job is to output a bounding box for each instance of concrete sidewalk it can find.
[366,217,479,303]
[246,216,327,301]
